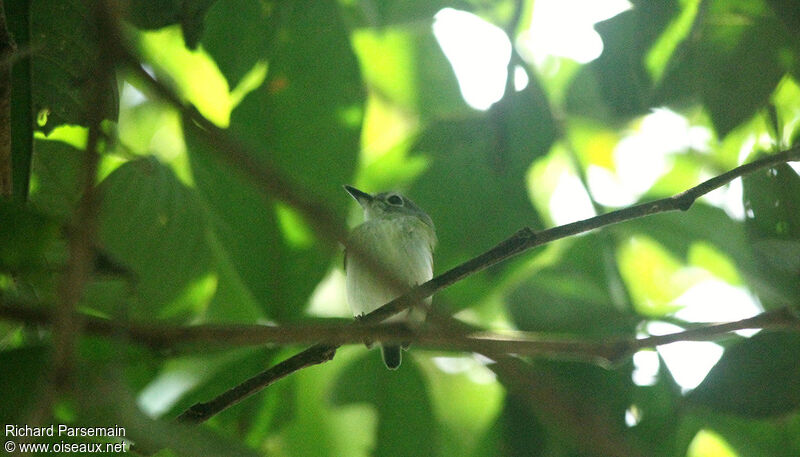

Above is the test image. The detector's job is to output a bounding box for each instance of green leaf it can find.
[491,359,635,457]
[153,347,280,420]
[0,346,49,423]
[28,139,83,218]
[30,0,118,134]
[0,200,58,272]
[420,358,503,457]
[228,0,363,213]
[629,364,685,457]
[125,0,216,49]
[341,0,450,28]
[330,353,439,457]
[97,157,214,318]
[743,164,800,241]
[184,127,323,322]
[200,0,271,87]
[507,236,636,337]
[688,331,800,417]
[620,203,788,309]
[742,163,800,304]
[124,0,182,29]
[488,394,548,457]
[679,411,800,457]
[617,236,702,317]
[351,23,466,119]
[655,0,792,136]
[410,89,554,310]
[185,0,363,321]
[764,0,800,44]
[137,27,232,127]
[566,2,678,121]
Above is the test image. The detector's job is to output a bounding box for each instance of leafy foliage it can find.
[2,0,800,456]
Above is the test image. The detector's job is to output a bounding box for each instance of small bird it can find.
[343,185,437,369]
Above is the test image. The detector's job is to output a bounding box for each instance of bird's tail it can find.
[381,345,402,370]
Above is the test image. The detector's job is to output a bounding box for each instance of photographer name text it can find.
[5,424,126,438]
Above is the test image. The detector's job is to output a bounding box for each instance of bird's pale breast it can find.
[345,216,434,322]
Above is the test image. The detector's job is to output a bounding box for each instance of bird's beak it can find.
[344,185,373,208]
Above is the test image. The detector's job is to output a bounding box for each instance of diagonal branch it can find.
[173,146,799,423]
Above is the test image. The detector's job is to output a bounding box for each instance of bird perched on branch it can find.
[343,185,437,369]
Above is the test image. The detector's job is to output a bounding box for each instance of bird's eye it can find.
[387,194,403,206]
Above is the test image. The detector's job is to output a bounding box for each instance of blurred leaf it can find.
[97,157,214,318]
[30,0,118,134]
[411,89,554,309]
[200,0,270,87]
[686,429,739,457]
[78,336,161,395]
[770,76,800,147]
[629,363,684,457]
[330,353,439,457]
[680,411,800,457]
[352,24,466,119]
[180,0,217,48]
[491,359,636,457]
[185,127,319,322]
[0,346,48,423]
[341,0,451,27]
[566,2,678,121]
[655,0,792,136]
[647,154,703,197]
[507,236,636,337]
[28,139,82,218]
[714,110,772,168]
[137,27,232,127]
[116,98,185,158]
[75,368,263,457]
[743,164,800,241]
[79,278,133,317]
[646,0,703,83]
[567,119,620,171]
[743,163,800,303]
[124,0,182,29]
[242,378,297,448]
[620,203,789,309]
[764,0,800,43]
[229,0,363,212]
[184,0,363,321]
[688,331,800,417]
[618,235,702,317]
[124,0,216,49]
[154,347,280,420]
[489,394,548,457]
[419,357,503,457]
[687,242,742,285]
[0,200,58,272]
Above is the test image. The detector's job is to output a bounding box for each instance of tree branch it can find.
[50,3,117,390]
[4,297,800,425]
